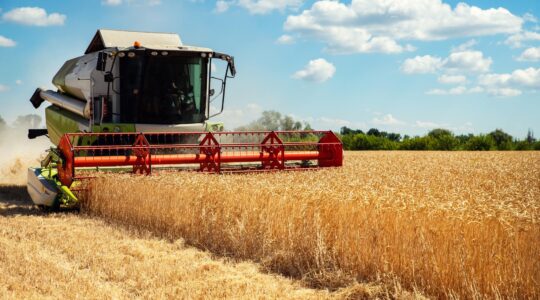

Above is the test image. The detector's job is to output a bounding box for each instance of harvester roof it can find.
[85,29,212,54]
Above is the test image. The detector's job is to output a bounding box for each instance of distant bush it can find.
[488,129,513,150]
[427,129,458,150]
[339,127,538,151]
[399,136,430,150]
[464,135,494,151]
[515,141,533,151]
[342,133,398,150]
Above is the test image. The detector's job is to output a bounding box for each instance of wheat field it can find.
[83,151,540,299]
[2,186,357,299]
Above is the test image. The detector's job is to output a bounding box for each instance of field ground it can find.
[0,185,396,299]
[1,151,539,299]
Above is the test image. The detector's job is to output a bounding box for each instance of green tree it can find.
[515,141,532,151]
[428,128,452,139]
[427,129,457,150]
[488,129,513,150]
[464,135,494,151]
[349,133,398,150]
[367,128,381,136]
[526,129,536,143]
[386,132,401,142]
[340,126,363,135]
[399,136,429,150]
[280,115,295,131]
[259,111,281,131]
[455,134,474,146]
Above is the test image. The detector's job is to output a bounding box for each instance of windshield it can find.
[119,53,208,124]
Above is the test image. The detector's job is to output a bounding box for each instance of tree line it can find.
[233,110,539,151]
[2,111,538,151]
[340,127,540,151]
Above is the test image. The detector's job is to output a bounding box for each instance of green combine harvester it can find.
[27,29,343,209]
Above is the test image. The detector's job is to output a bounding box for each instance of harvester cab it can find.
[30,29,234,144]
[27,29,343,209]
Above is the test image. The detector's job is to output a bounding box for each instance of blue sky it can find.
[0,0,539,137]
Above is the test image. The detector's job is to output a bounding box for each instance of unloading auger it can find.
[26,29,343,209]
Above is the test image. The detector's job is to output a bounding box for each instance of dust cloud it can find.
[0,127,51,185]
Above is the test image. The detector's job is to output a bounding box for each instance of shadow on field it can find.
[0,185,43,216]
[0,185,80,216]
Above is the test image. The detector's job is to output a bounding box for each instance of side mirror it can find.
[228,57,236,77]
[96,52,107,71]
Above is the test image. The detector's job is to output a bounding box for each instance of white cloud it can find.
[403,48,497,97]
[401,55,443,74]
[284,0,523,54]
[217,0,303,14]
[238,0,303,14]
[438,74,467,84]
[468,86,485,93]
[478,67,540,97]
[487,88,522,97]
[215,1,231,13]
[444,50,492,73]
[402,50,491,74]
[452,39,477,52]
[523,13,537,23]
[102,0,123,5]
[15,80,22,85]
[504,31,540,48]
[517,47,540,62]
[276,34,294,44]
[426,86,483,95]
[0,84,9,92]
[415,120,445,128]
[372,114,404,126]
[479,68,540,88]
[102,0,161,6]
[3,7,66,26]
[292,58,336,83]
[508,68,540,87]
[0,35,16,47]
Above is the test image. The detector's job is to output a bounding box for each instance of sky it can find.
[0,0,539,137]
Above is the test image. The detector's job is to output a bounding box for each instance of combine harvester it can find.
[27,29,343,209]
